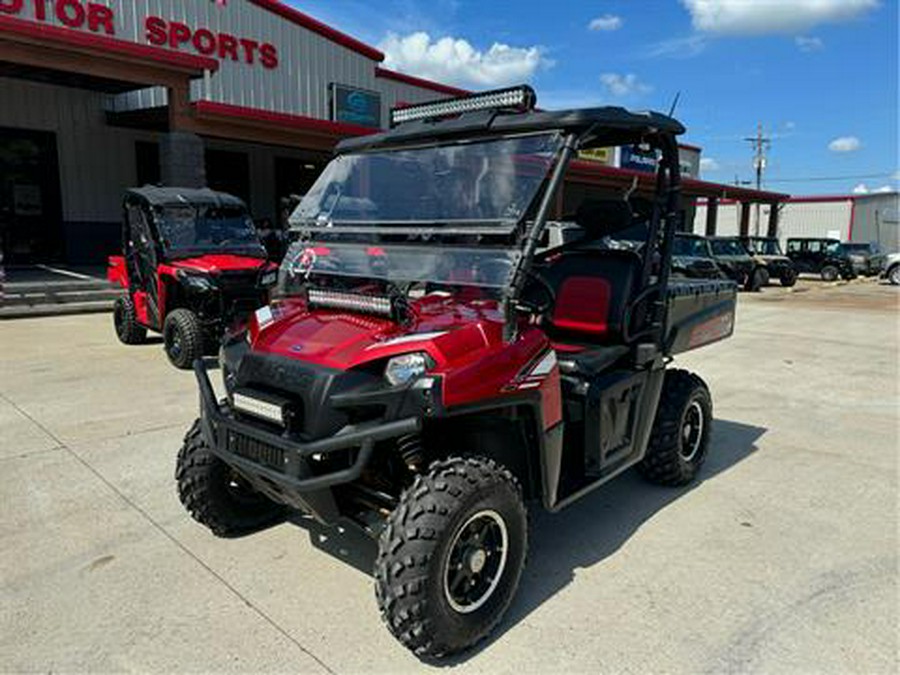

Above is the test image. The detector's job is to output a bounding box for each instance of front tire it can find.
[113,295,147,345]
[639,369,712,486]
[375,456,527,659]
[821,265,839,282]
[888,265,900,286]
[176,420,284,537]
[745,267,767,292]
[163,308,203,369]
[780,268,798,287]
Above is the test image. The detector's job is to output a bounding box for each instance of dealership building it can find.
[0,0,786,265]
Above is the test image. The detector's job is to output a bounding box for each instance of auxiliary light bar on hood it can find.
[390,85,537,126]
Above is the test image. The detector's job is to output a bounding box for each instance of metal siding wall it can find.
[0,77,155,222]
[851,193,900,250]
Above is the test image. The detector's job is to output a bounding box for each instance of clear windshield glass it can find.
[710,239,748,256]
[748,238,782,255]
[673,236,710,258]
[282,241,518,295]
[289,134,563,233]
[154,205,264,256]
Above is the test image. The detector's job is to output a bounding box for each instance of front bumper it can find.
[194,361,419,522]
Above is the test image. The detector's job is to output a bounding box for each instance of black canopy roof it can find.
[126,186,246,209]
[337,106,685,154]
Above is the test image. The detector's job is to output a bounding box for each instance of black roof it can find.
[126,186,246,209]
[337,106,685,154]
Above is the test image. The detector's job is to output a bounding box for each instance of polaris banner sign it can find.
[330,84,381,128]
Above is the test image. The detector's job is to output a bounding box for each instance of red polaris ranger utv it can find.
[175,87,737,658]
[108,187,278,368]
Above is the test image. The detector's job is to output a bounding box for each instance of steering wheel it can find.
[518,269,556,316]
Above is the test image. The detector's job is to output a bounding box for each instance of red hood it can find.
[171,254,271,274]
[249,295,505,371]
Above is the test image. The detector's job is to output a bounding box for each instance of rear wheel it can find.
[820,265,839,282]
[113,295,147,345]
[375,456,527,659]
[176,420,284,537]
[639,369,712,486]
[780,268,798,287]
[163,308,203,369]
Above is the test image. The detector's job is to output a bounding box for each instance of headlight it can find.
[177,270,215,291]
[260,270,278,287]
[384,352,431,387]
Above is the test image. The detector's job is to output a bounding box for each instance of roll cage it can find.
[291,86,686,348]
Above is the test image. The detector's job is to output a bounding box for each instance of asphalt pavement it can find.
[0,278,897,674]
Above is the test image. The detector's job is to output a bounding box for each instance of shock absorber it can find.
[396,434,424,472]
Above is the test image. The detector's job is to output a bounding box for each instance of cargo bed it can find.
[665,279,737,355]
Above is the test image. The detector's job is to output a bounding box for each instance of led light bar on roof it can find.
[307,288,393,317]
[390,85,537,126]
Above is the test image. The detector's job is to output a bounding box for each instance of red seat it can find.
[551,276,612,337]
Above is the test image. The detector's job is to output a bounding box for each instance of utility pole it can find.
[744,123,772,235]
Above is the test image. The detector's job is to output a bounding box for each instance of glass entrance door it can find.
[0,127,64,263]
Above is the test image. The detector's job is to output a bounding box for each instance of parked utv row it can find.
[671,233,796,289]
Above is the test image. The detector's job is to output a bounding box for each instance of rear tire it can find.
[375,456,527,659]
[821,265,839,282]
[163,308,203,369]
[113,295,147,345]
[780,268,798,287]
[639,369,712,486]
[176,420,284,537]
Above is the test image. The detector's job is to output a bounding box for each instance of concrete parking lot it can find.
[1,278,897,674]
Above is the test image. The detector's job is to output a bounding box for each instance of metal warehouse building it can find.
[692,192,900,250]
[0,0,787,267]
[0,0,468,264]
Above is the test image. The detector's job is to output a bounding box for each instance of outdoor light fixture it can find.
[307,288,393,317]
[390,85,537,126]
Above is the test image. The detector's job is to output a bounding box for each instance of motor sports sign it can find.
[0,0,279,69]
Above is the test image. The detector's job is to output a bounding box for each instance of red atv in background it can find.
[108,187,278,368]
[175,87,738,658]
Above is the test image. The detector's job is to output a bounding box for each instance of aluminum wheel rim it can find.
[443,509,508,614]
[680,400,704,462]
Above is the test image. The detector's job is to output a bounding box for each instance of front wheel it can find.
[745,267,767,292]
[375,456,527,659]
[113,295,147,345]
[176,420,284,536]
[821,265,839,282]
[888,265,900,286]
[639,369,712,486]
[163,308,203,369]
[780,268,798,287]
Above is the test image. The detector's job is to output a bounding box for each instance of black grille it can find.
[223,429,285,470]
[217,270,259,291]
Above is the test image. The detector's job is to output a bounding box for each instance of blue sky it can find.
[289,0,898,196]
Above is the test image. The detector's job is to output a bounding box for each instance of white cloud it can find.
[681,0,880,34]
[379,32,547,88]
[589,14,623,31]
[852,183,869,194]
[828,136,862,152]
[599,73,653,97]
[795,35,824,51]
[644,34,708,58]
[700,157,721,172]
[874,185,894,193]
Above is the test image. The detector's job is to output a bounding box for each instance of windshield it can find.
[710,239,748,256]
[841,243,871,253]
[673,236,710,258]
[289,133,563,233]
[282,240,518,296]
[747,238,782,255]
[154,204,264,256]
